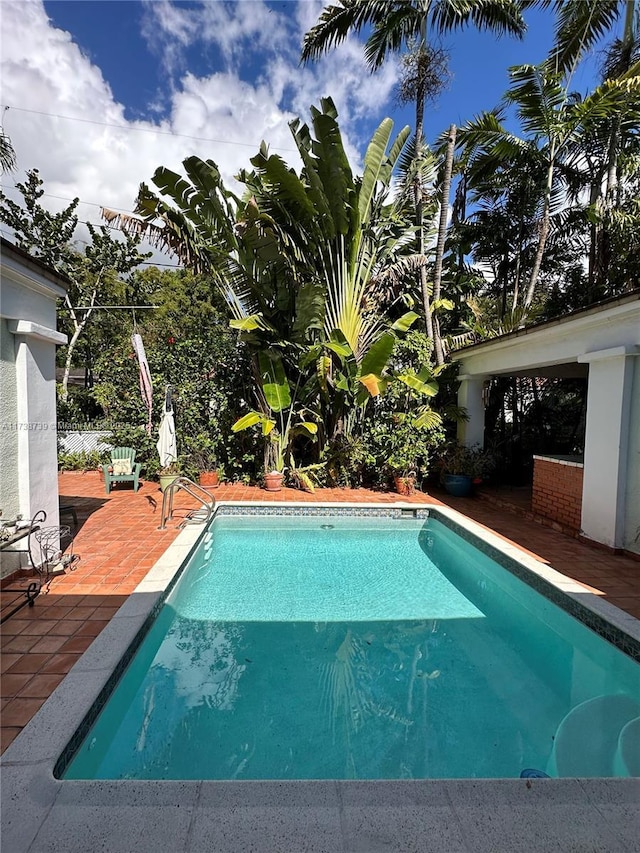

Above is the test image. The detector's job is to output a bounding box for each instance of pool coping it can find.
[2,500,639,853]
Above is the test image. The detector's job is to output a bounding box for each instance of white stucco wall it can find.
[0,316,20,515]
[0,244,67,574]
[451,295,640,555]
[623,357,640,554]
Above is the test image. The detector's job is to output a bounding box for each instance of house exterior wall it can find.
[532,456,583,533]
[0,245,67,576]
[578,347,636,551]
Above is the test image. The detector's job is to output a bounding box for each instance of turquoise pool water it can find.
[62,514,640,780]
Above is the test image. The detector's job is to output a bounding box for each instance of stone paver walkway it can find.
[1,471,638,753]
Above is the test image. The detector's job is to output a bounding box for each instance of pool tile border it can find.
[430,507,640,661]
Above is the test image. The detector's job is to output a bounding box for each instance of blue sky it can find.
[41,0,563,138]
[1,1,614,246]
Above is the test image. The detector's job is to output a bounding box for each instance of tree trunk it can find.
[431,124,456,366]
[523,157,554,314]
[61,325,84,402]
[415,68,435,345]
[61,289,97,402]
[586,179,602,301]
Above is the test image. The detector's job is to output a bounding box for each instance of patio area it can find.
[1,470,639,754]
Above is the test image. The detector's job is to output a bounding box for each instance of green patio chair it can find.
[102,447,142,495]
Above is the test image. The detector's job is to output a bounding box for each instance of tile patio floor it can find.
[1,470,639,754]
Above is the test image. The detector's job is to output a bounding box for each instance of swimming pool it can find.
[59,508,640,781]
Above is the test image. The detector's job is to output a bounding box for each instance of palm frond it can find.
[432,0,527,38]
[548,0,622,75]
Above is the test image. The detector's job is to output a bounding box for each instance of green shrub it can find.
[58,449,108,471]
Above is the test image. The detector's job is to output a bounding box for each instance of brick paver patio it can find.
[1,470,638,753]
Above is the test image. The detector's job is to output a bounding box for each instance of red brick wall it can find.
[532,458,583,533]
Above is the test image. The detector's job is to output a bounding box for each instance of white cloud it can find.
[141,0,292,83]
[0,0,405,261]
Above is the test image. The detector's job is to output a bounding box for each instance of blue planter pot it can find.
[443,474,473,497]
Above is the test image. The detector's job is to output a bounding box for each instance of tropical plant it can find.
[545,0,638,78]
[0,127,16,173]
[58,449,109,472]
[89,267,254,481]
[231,350,319,475]
[437,441,495,478]
[104,101,444,469]
[186,435,219,473]
[301,0,527,358]
[544,0,640,298]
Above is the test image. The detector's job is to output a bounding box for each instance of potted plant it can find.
[388,452,418,496]
[158,462,181,493]
[264,431,286,491]
[288,460,325,493]
[189,437,222,488]
[438,443,494,497]
[231,352,318,493]
[382,414,427,496]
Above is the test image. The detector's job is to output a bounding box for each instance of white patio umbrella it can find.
[157,387,177,467]
[132,333,153,434]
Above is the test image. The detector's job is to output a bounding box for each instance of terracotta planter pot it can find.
[264,471,284,492]
[394,475,416,496]
[199,471,220,488]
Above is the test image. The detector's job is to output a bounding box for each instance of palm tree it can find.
[543,1,640,296]
[0,129,16,173]
[546,0,638,78]
[301,0,527,359]
[456,61,640,317]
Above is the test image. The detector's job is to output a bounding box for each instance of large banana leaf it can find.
[231,411,276,436]
[258,351,292,412]
[397,366,439,397]
[251,148,317,220]
[359,331,396,380]
[391,311,420,333]
[359,120,410,225]
[231,412,262,432]
[310,106,355,236]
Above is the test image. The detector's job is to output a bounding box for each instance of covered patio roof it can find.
[450,290,639,378]
[450,291,640,553]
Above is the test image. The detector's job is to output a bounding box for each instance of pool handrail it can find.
[158,476,216,530]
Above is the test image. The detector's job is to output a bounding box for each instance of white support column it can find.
[456,374,487,447]
[11,327,65,530]
[578,346,637,549]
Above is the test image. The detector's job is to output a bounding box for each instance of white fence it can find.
[58,431,113,454]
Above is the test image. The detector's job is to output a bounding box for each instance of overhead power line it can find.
[1,181,182,267]
[2,178,140,216]
[1,103,297,153]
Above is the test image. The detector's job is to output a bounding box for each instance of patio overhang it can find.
[450,292,640,553]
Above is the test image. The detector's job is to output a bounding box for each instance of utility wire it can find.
[1,182,183,267]
[2,179,145,215]
[1,103,297,153]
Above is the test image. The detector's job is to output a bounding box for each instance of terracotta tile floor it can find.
[1,471,638,754]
